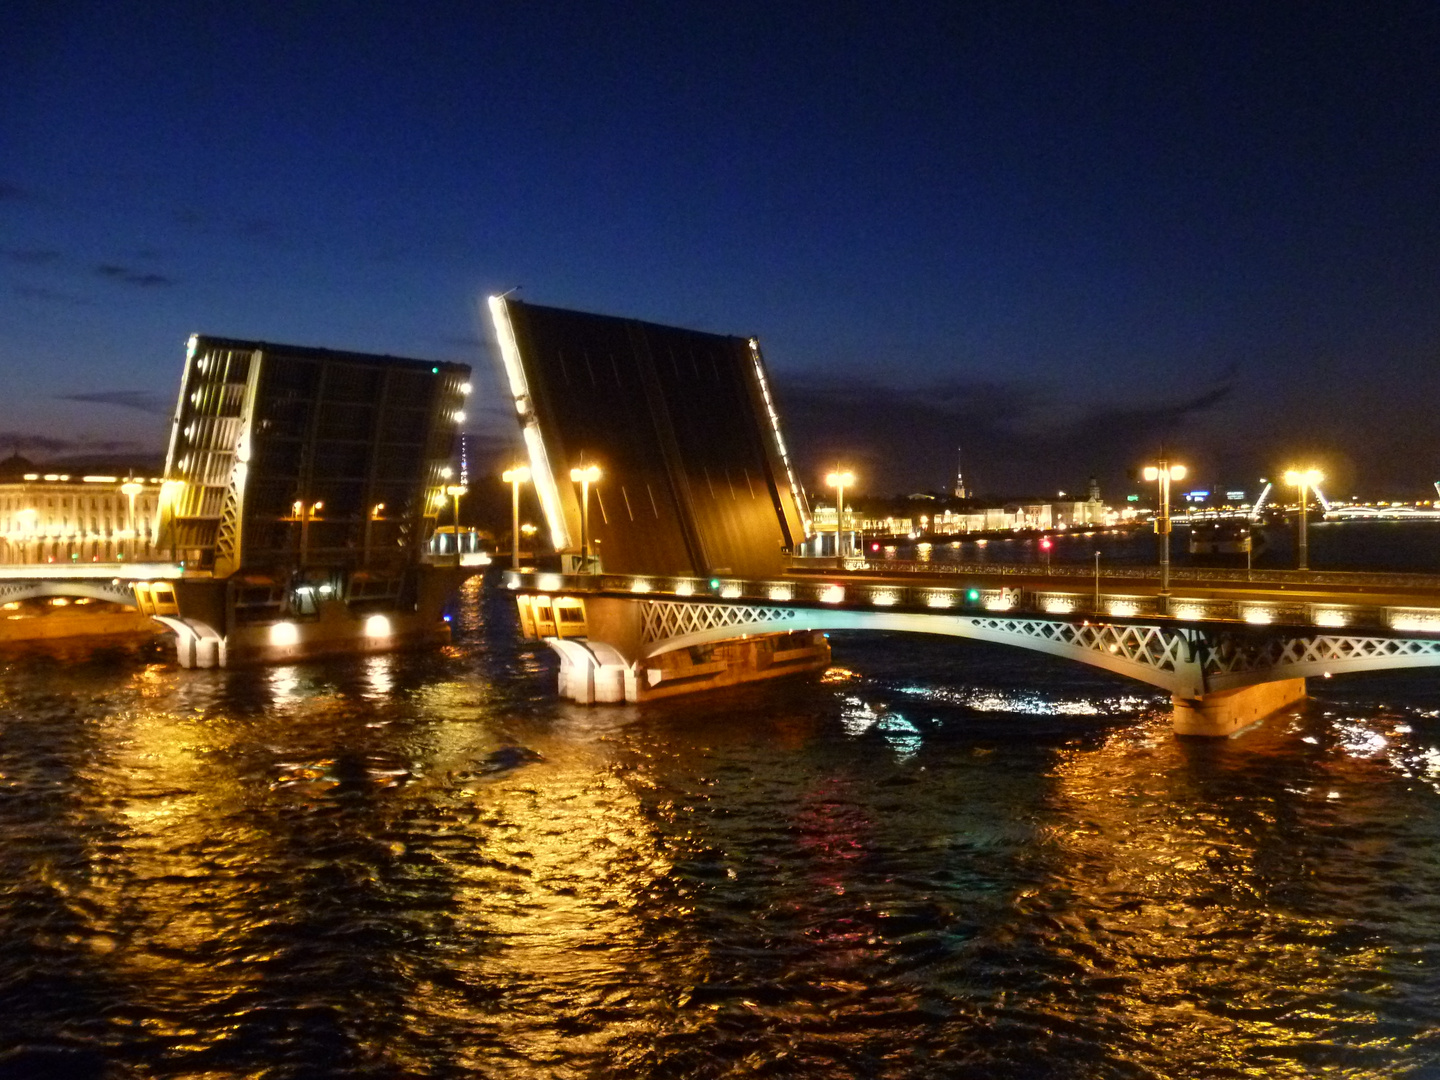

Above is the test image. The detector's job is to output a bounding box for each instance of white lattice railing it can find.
[641,600,799,644]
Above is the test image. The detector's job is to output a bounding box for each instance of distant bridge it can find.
[488,297,1440,737]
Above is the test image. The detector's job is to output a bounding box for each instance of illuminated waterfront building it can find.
[0,455,162,564]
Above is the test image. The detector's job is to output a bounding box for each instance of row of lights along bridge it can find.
[489,458,1328,574]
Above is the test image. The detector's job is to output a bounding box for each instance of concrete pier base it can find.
[1172,678,1307,737]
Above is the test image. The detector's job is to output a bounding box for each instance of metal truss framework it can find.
[634,598,1440,697]
[641,600,799,645]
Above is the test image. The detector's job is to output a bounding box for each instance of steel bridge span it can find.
[507,566,1440,737]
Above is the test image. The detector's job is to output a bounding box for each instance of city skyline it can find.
[3,3,1439,498]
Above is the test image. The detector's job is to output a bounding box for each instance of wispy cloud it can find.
[95,264,174,287]
[57,390,171,416]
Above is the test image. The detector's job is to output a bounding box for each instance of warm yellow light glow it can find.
[503,465,532,484]
[1142,466,1158,481]
[120,481,144,497]
[453,411,467,423]
[459,382,473,395]
[1284,468,1323,486]
[363,614,392,639]
[826,470,855,488]
[269,622,300,647]
[819,584,845,604]
[569,465,601,483]
[444,484,468,497]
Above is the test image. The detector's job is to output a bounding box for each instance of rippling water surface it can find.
[5,575,1440,1078]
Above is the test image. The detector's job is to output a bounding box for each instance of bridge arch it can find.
[632,600,1440,699]
[0,579,140,607]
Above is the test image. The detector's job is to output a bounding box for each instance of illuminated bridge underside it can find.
[0,564,186,607]
[637,600,1440,697]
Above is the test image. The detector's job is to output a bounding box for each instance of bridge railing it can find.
[503,569,1440,636]
[791,557,1440,592]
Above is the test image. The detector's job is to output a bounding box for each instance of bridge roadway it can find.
[506,558,1440,737]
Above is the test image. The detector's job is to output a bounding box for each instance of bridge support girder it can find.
[1172,678,1307,737]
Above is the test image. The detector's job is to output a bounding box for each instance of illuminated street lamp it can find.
[293,498,323,565]
[826,469,855,557]
[120,480,144,560]
[569,464,602,572]
[444,484,468,565]
[1283,468,1323,571]
[1142,459,1187,603]
[502,463,532,570]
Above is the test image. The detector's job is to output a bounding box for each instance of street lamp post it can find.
[1094,550,1102,611]
[1284,468,1323,571]
[120,480,144,561]
[826,470,854,558]
[1142,458,1187,606]
[444,485,467,566]
[569,465,601,572]
[294,499,323,565]
[502,464,531,570]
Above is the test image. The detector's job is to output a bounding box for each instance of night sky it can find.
[3,3,1438,501]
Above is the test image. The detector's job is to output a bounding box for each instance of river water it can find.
[4,548,1440,1078]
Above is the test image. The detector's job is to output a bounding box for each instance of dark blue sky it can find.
[3,2,1438,498]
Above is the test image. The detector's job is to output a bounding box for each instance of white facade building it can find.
[0,468,163,565]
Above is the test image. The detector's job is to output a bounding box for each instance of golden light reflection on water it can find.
[8,615,1440,1075]
[1036,714,1408,1075]
[52,659,722,1073]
